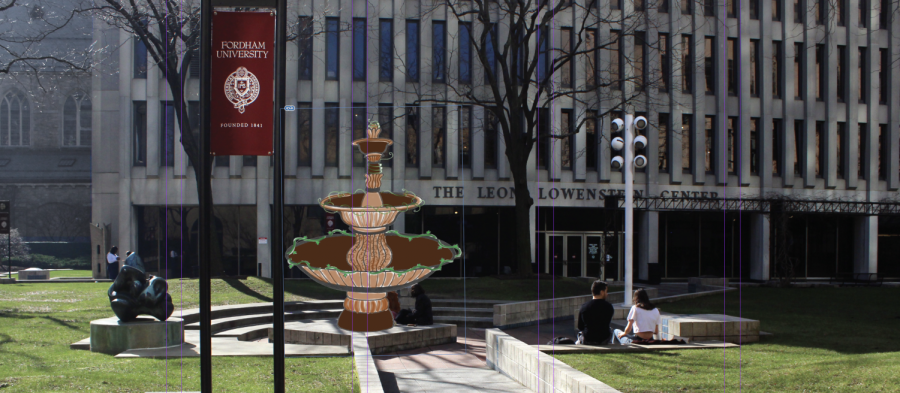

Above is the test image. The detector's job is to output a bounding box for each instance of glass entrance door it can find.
[566,236,582,277]
[586,236,603,278]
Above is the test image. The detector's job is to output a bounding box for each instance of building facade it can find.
[91,0,900,280]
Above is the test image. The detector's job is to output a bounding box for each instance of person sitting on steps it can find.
[394,284,433,326]
[614,288,661,344]
[577,280,615,345]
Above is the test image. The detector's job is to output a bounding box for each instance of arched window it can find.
[0,89,30,146]
[63,91,91,147]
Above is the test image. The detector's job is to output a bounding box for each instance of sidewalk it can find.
[374,328,526,393]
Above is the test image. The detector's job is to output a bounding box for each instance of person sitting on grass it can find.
[576,280,615,345]
[613,288,660,344]
[394,284,433,326]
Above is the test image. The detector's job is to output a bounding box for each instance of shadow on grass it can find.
[222,279,272,303]
[0,311,85,331]
[658,286,900,355]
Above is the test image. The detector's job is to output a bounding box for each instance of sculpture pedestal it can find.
[90,316,183,355]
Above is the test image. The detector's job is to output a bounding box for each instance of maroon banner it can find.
[210,11,275,156]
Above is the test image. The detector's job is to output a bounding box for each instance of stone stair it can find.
[428,299,506,329]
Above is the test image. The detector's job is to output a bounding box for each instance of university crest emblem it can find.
[224,66,260,114]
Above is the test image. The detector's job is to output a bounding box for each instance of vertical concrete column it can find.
[114,28,132,253]
[637,210,658,281]
[338,2,352,180]
[853,216,878,276]
[759,0,774,192]
[889,1,900,191]
[146,43,160,178]
[446,104,459,179]
[285,37,299,177]
[420,105,433,178]
[714,4,727,186]
[739,0,752,186]
[690,13,704,186]
[550,104,562,181]
[258,156,272,278]
[472,105,485,180]
[750,213,770,281]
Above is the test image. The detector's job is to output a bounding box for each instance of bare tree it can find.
[0,0,92,74]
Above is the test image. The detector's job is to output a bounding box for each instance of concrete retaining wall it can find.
[352,333,384,393]
[485,329,621,393]
[493,288,658,329]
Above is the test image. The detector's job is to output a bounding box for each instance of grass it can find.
[0,278,358,392]
[555,287,900,392]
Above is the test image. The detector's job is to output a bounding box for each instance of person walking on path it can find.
[576,280,615,345]
[106,246,120,281]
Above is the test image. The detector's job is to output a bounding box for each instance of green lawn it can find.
[556,287,900,392]
[0,279,357,392]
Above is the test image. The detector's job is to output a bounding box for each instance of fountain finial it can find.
[367,121,382,139]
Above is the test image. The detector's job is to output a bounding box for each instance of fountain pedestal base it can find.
[338,309,395,332]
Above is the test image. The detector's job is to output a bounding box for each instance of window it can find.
[538,27,550,84]
[816,44,825,101]
[485,109,499,169]
[816,0,825,24]
[858,123,867,178]
[189,48,200,78]
[773,119,783,176]
[682,114,692,173]
[243,155,257,167]
[325,18,339,80]
[407,20,420,82]
[705,37,715,94]
[728,0,737,17]
[879,124,887,180]
[459,106,472,168]
[635,0,645,11]
[860,0,868,27]
[611,30,622,90]
[750,0,760,19]
[793,120,803,174]
[379,105,393,167]
[433,107,446,167]
[705,116,715,173]
[859,47,867,103]
[433,22,446,82]
[773,41,782,98]
[62,91,91,147]
[837,45,846,102]
[352,105,368,167]
[659,34,669,92]
[561,28,573,88]
[298,17,313,80]
[773,0,782,21]
[728,117,738,174]
[750,40,760,97]
[816,121,824,178]
[324,103,339,167]
[406,106,419,167]
[459,23,472,84]
[537,108,550,169]
[297,102,311,166]
[660,0,670,13]
[612,0,623,10]
[837,0,845,26]
[485,24,497,82]
[880,0,890,28]
[380,20,393,81]
[133,101,147,166]
[561,110,573,170]
[794,43,804,100]
[750,118,760,175]
[727,39,737,96]
[682,0,692,14]
[586,29,598,88]
[134,36,147,78]
[682,35,692,92]
[837,122,845,178]
[880,49,889,104]
[793,0,802,23]
[635,32,646,91]
[160,101,175,167]
[659,113,669,173]
[705,0,715,16]
[353,19,367,81]
[585,111,597,170]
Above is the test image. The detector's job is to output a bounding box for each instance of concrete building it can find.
[91,0,900,281]
[0,1,93,257]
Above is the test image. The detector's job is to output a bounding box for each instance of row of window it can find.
[0,89,91,148]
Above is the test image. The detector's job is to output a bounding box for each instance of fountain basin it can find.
[320,192,423,232]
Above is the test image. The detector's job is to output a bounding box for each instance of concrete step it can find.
[185,309,343,333]
[428,299,507,308]
[215,324,272,341]
[433,316,494,328]
[432,307,494,318]
[177,300,343,324]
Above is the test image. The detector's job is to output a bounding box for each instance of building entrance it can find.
[540,231,622,280]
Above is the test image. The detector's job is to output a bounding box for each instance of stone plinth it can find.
[90,316,183,355]
[660,314,759,344]
[18,268,49,280]
[0,277,15,284]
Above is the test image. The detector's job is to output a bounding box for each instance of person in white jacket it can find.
[613,289,661,344]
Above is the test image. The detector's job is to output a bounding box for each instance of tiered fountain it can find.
[285,121,461,332]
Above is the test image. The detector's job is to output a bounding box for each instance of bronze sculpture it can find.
[107,253,174,322]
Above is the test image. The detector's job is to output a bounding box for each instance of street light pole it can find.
[623,114,634,307]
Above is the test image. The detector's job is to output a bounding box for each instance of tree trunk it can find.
[509,156,535,276]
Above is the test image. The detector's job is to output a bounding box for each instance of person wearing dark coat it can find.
[394,284,433,326]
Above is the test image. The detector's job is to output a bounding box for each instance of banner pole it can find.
[273,0,287,391]
[199,0,213,391]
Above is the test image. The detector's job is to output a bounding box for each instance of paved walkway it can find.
[374,328,525,393]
